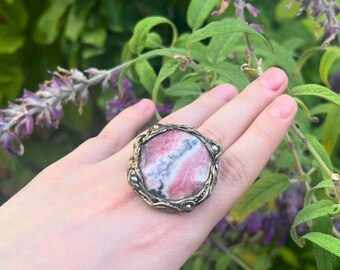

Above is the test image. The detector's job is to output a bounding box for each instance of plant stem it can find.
[291,122,332,177]
[291,122,340,201]
[284,133,305,179]
[238,0,263,73]
[211,237,253,270]
[174,54,212,85]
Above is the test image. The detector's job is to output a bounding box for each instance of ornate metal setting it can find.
[127,124,222,213]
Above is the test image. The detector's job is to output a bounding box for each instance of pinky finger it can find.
[68,99,156,164]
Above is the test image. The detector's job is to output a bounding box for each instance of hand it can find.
[0,68,297,269]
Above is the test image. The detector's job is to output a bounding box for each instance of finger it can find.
[160,84,238,126]
[107,84,238,163]
[198,68,288,150]
[195,94,297,228]
[67,99,156,164]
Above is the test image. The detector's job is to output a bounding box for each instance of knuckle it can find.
[97,130,116,141]
[218,152,248,189]
[194,98,212,115]
[252,123,275,146]
[200,122,225,146]
[240,92,259,108]
[96,131,122,148]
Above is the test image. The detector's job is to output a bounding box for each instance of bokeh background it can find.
[1,0,339,269]
[0,0,190,203]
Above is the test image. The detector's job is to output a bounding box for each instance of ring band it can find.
[127,124,222,212]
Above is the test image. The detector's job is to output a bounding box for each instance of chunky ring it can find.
[127,124,222,212]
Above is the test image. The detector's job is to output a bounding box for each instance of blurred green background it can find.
[0,0,192,203]
[0,0,340,269]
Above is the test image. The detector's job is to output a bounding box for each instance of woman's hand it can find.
[0,68,297,270]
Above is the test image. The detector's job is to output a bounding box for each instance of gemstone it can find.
[130,175,138,183]
[139,129,212,200]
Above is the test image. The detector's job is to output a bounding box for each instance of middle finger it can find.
[198,67,288,150]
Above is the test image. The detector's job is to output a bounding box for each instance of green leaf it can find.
[290,200,334,247]
[214,62,249,90]
[121,42,133,62]
[216,254,231,270]
[254,254,272,270]
[34,0,76,44]
[294,47,319,75]
[302,17,324,40]
[64,2,94,42]
[117,48,187,95]
[323,105,340,154]
[174,33,191,48]
[152,60,179,103]
[294,97,319,123]
[0,25,24,54]
[165,82,201,97]
[305,134,333,177]
[0,64,23,102]
[275,0,302,22]
[172,95,197,111]
[304,179,334,206]
[187,19,273,52]
[207,33,243,65]
[0,0,28,30]
[302,232,340,257]
[135,60,158,95]
[81,27,107,48]
[190,42,209,65]
[320,47,340,87]
[255,41,298,81]
[81,47,105,59]
[288,84,340,107]
[100,0,124,32]
[312,216,335,269]
[129,16,177,54]
[145,32,163,49]
[310,103,330,116]
[187,0,218,31]
[230,174,291,222]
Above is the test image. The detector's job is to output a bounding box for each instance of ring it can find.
[127,124,222,212]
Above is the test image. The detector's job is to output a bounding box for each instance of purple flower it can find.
[211,182,306,247]
[0,129,24,156]
[245,3,260,17]
[157,104,173,115]
[0,68,114,156]
[286,0,340,47]
[106,78,137,120]
[249,23,264,33]
[246,211,263,233]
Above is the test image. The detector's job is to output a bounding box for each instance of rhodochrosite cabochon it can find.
[139,129,212,200]
[127,124,222,212]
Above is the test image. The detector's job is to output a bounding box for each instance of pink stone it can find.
[139,130,212,200]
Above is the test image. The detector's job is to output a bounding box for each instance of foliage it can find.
[1,0,340,269]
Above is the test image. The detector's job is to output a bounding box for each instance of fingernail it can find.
[258,68,287,91]
[269,95,296,119]
[137,99,153,111]
[214,84,238,100]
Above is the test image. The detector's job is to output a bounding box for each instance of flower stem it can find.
[284,132,305,179]
[291,122,340,201]
[238,0,263,73]
[291,122,332,177]
[211,237,253,270]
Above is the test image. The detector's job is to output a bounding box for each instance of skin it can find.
[0,68,297,270]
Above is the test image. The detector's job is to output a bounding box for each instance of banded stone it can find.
[139,130,212,200]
